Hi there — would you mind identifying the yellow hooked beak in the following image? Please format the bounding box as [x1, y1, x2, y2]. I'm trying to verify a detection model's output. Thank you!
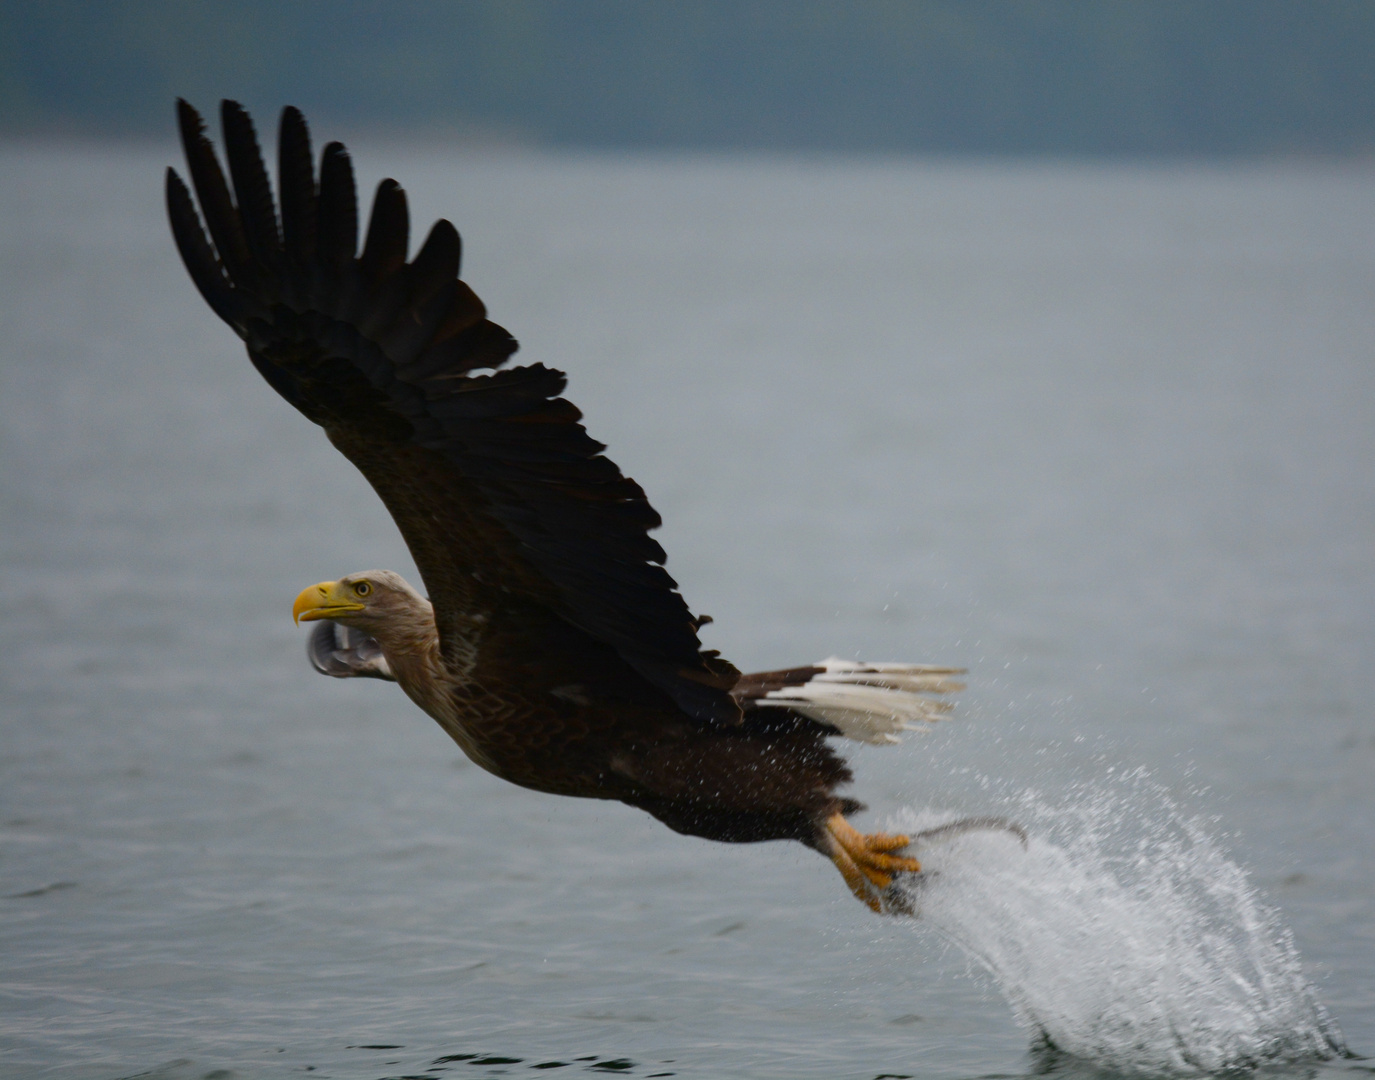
[292, 580, 366, 624]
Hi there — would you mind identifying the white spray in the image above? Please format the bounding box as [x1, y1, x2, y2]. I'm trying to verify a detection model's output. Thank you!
[886, 779, 1345, 1075]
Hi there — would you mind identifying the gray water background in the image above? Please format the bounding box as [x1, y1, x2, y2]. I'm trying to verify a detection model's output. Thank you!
[1, 143, 1372, 1079]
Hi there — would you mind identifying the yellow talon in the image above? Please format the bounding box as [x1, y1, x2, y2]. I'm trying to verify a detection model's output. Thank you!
[829, 841, 881, 913]
[823, 813, 920, 912]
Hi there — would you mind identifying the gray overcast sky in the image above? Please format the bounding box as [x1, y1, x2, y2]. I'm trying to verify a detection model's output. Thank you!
[3, 0, 1375, 155]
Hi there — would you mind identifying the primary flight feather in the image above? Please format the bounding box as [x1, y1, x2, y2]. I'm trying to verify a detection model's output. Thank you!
[167, 99, 970, 912]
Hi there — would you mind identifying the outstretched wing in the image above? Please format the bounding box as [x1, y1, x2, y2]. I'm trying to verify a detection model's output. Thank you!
[167, 100, 740, 725]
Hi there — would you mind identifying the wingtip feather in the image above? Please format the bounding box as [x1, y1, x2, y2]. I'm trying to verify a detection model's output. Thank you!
[317, 140, 359, 267]
[278, 104, 317, 265]
[220, 99, 282, 264]
[165, 165, 242, 326]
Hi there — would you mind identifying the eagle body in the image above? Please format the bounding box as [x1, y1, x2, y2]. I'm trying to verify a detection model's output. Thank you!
[302, 571, 860, 847]
[168, 99, 965, 911]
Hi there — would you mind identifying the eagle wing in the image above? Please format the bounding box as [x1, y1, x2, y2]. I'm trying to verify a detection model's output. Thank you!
[167, 100, 740, 726]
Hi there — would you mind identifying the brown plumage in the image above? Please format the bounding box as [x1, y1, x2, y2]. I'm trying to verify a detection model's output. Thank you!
[167, 100, 967, 912]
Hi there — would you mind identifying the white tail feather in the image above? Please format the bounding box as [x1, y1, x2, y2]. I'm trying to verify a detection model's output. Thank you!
[752, 657, 965, 744]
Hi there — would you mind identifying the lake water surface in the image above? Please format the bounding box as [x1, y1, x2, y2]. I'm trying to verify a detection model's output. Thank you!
[1, 144, 1372, 1080]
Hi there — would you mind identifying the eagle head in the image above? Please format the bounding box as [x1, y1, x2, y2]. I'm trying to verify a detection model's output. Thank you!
[291, 569, 426, 635]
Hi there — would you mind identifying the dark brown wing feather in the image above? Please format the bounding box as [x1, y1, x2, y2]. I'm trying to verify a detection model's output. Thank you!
[167, 99, 740, 726]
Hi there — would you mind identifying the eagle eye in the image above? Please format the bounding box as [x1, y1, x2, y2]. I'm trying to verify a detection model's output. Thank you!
[353, 581, 372, 598]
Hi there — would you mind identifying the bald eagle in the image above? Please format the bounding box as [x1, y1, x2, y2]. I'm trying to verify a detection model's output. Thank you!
[166, 100, 971, 913]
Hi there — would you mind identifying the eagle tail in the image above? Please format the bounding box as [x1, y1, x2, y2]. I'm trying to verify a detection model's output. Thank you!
[737, 657, 965, 744]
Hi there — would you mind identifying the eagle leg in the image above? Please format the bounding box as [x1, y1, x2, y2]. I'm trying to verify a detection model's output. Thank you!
[822, 813, 921, 912]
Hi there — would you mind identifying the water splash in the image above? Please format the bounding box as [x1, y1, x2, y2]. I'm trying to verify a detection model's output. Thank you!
[887, 780, 1346, 1075]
